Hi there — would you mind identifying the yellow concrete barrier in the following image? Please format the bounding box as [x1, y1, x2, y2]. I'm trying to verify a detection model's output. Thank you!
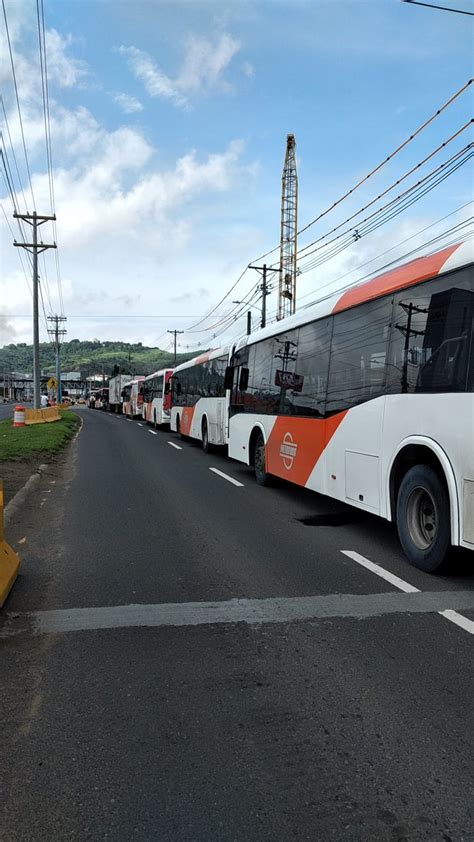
[42, 406, 60, 423]
[24, 408, 45, 425]
[24, 407, 61, 425]
[0, 480, 20, 608]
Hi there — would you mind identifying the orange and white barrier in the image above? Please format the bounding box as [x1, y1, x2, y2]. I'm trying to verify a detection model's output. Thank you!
[13, 406, 26, 427]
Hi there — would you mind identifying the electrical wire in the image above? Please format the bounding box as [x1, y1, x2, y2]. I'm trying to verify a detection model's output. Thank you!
[251, 78, 473, 265]
[296, 145, 472, 274]
[292, 124, 473, 266]
[0, 94, 29, 214]
[295, 202, 473, 306]
[2, 0, 36, 210]
[37, 0, 64, 317]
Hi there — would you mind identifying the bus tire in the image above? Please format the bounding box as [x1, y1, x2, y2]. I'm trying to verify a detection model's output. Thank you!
[202, 418, 211, 453]
[177, 415, 185, 440]
[396, 464, 450, 573]
[154, 410, 157, 429]
[254, 432, 271, 487]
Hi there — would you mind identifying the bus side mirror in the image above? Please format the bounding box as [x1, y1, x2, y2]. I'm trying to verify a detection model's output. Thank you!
[224, 366, 234, 391]
[239, 368, 249, 392]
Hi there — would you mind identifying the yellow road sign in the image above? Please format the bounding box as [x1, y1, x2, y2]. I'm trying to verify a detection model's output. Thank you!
[47, 376, 58, 390]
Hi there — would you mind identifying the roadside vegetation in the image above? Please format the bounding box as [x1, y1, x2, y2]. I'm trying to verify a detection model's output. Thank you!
[0, 410, 80, 461]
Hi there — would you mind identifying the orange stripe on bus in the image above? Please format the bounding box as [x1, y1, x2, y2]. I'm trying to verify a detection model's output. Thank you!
[180, 405, 196, 436]
[266, 412, 347, 487]
[332, 243, 461, 314]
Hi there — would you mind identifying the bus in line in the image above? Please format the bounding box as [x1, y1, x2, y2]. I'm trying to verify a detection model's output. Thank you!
[122, 377, 145, 418]
[142, 368, 174, 427]
[170, 348, 229, 451]
[223, 241, 473, 572]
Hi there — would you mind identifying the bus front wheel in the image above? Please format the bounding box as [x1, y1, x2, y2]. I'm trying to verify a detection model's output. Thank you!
[396, 464, 450, 573]
[176, 415, 185, 441]
[254, 432, 271, 487]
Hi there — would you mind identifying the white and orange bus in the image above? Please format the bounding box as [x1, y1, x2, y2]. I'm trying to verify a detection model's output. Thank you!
[122, 377, 145, 418]
[226, 242, 473, 572]
[142, 368, 173, 427]
[170, 348, 229, 451]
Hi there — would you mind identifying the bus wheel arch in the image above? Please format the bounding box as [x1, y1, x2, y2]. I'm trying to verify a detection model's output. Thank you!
[389, 441, 458, 571]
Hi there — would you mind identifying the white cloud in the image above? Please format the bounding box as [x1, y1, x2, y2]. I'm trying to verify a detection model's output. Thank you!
[1, 91, 253, 342]
[117, 46, 188, 108]
[118, 32, 241, 109]
[242, 61, 255, 78]
[113, 92, 144, 113]
[45, 29, 88, 89]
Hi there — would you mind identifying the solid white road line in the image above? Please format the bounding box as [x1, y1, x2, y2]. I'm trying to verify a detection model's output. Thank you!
[148, 430, 158, 436]
[138, 423, 143, 427]
[341, 550, 474, 635]
[438, 609, 474, 635]
[168, 441, 182, 450]
[209, 467, 244, 487]
[341, 550, 418, 593]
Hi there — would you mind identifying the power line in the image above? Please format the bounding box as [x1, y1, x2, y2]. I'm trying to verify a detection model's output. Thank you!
[2, 0, 36, 210]
[297, 144, 472, 274]
[402, 0, 474, 14]
[0, 94, 29, 214]
[293, 123, 473, 265]
[251, 78, 473, 265]
[37, 0, 64, 316]
[182, 80, 472, 336]
[295, 203, 473, 307]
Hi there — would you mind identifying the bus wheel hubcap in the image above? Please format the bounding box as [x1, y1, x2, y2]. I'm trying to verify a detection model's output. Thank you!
[407, 487, 437, 550]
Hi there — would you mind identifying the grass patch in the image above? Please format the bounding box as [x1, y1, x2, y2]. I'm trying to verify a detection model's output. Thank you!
[0, 410, 80, 461]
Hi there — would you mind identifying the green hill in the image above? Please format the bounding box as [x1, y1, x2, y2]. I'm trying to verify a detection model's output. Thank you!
[0, 339, 201, 377]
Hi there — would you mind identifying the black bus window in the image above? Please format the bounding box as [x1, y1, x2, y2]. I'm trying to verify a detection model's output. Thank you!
[388, 269, 473, 394]
[327, 297, 391, 414]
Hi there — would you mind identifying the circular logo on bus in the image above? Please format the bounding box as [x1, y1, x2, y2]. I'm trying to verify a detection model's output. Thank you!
[280, 431, 298, 471]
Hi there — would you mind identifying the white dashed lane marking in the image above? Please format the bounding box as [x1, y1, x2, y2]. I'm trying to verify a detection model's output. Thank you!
[168, 441, 182, 450]
[209, 467, 244, 487]
[341, 550, 474, 635]
[148, 430, 158, 436]
[138, 423, 143, 427]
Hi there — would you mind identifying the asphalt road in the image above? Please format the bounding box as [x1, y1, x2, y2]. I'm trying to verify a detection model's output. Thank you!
[1, 407, 473, 841]
[0, 401, 33, 421]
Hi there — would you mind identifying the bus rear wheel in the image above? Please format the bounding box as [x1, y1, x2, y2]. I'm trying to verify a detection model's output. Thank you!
[176, 415, 185, 441]
[254, 432, 271, 487]
[202, 419, 211, 453]
[396, 464, 450, 572]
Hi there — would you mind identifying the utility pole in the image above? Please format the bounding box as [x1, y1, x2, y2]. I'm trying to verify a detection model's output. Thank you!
[13, 211, 56, 409]
[47, 315, 67, 403]
[248, 263, 280, 329]
[167, 330, 184, 366]
[247, 311, 252, 336]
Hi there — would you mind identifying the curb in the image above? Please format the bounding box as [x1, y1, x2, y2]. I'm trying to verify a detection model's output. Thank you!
[4, 414, 83, 528]
[4, 464, 49, 528]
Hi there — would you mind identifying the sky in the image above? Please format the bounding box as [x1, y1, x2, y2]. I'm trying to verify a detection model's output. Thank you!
[1, 0, 473, 358]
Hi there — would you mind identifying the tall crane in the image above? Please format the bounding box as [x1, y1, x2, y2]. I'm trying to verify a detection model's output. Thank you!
[277, 133, 298, 321]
